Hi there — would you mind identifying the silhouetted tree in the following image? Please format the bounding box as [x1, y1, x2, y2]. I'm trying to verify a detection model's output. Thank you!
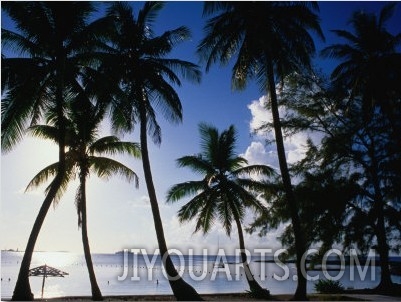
[197, 2, 324, 299]
[167, 123, 274, 298]
[27, 97, 140, 301]
[99, 2, 202, 300]
[2, 3, 107, 300]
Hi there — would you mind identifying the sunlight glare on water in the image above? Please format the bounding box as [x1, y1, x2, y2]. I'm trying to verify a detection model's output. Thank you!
[32, 251, 79, 268]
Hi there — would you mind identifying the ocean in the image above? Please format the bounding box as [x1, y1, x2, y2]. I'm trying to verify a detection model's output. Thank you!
[1, 251, 400, 299]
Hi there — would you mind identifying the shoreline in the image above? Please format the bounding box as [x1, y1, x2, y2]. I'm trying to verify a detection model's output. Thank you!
[4, 293, 349, 301]
[2, 292, 398, 302]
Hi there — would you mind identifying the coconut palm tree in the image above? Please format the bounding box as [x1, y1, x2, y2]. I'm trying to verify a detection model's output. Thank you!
[99, 2, 202, 300]
[321, 4, 401, 291]
[167, 123, 274, 298]
[321, 3, 401, 122]
[1, 3, 108, 300]
[25, 95, 140, 301]
[197, 2, 324, 299]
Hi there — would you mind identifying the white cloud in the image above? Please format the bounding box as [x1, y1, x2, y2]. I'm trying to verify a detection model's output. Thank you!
[242, 141, 279, 172]
[248, 96, 270, 135]
[128, 195, 169, 209]
[240, 94, 326, 252]
[165, 215, 211, 253]
[244, 94, 323, 169]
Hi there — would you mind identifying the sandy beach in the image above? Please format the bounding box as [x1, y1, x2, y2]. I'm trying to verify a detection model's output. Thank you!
[37, 292, 400, 301]
[42, 293, 344, 301]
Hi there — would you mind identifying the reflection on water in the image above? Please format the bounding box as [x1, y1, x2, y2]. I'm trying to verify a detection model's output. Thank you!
[33, 251, 80, 268]
[2, 251, 401, 299]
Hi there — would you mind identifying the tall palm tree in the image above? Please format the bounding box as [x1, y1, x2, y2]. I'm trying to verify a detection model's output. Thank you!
[99, 2, 202, 300]
[321, 4, 401, 291]
[1, 3, 107, 300]
[321, 3, 401, 123]
[197, 2, 324, 299]
[167, 123, 274, 298]
[25, 96, 141, 301]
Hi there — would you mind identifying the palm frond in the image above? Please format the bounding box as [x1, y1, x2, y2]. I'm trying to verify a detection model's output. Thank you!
[217, 196, 234, 236]
[25, 162, 60, 192]
[166, 180, 207, 203]
[25, 159, 76, 206]
[193, 192, 217, 234]
[176, 189, 213, 225]
[233, 164, 276, 178]
[156, 58, 201, 84]
[1, 29, 41, 57]
[89, 136, 141, 158]
[378, 3, 397, 28]
[146, 76, 183, 124]
[137, 1, 164, 32]
[89, 156, 139, 188]
[176, 155, 215, 175]
[27, 125, 59, 144]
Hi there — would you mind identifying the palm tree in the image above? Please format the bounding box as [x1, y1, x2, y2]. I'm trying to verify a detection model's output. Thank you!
[1, 3, 108, 300]
[197, 2, 324, 299]
[99, 2, 202, 300]
[321, 3, 401, 291]
[26, 96, 141, 301]
[321, 3, 401, 124]
[167, 123, 274, 297]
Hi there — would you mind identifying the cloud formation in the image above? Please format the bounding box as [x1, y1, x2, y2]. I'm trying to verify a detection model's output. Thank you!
[243, 95, 322, 168]
[240, 94, 324, 251]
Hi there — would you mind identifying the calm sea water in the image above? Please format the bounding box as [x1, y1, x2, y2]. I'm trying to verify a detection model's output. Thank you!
[2, 251, 400, 299]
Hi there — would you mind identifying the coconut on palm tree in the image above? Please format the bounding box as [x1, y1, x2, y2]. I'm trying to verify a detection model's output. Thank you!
[1, 3, 109, 300]
[26, 95, 141, 301]
[167, 123, 274, 298]
[197, 2, 324, 299]
[321, 3, 401, 291]
[98, 2, 202, 300]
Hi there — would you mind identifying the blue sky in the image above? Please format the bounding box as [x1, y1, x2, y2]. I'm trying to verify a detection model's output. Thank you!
[1, 1, 401, 254]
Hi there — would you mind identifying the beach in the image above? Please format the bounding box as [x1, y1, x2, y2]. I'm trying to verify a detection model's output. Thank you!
[24, 293, 401, 301]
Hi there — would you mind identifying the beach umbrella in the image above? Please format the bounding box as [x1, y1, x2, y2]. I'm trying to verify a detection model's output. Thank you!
[28, 264, 68, 299]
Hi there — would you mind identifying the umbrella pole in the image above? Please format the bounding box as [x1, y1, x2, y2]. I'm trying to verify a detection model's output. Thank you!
[28, 263, 68, 299]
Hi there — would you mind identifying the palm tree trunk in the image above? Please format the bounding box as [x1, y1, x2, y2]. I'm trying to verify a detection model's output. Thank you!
[375, 206, 393, 291]
[371, 171, 392, 290]
[369, 139, 393, 292]
[233, 214, 270, 298]
[11, 175, 64, 301]
[12, 83, 67, 301]
[266, 62, 307, 300]
[138, 101, 202, 301]
[79, 172, 103, 301]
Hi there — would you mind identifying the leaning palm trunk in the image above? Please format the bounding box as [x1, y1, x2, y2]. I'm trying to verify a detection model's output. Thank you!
[12, 100, 67, 301]
[139, 103, 202, 301]
[266, 63, 307, 300]
[79, 172, 103, 301]
[12, 174, 64, 301]
[233, 215, 270, 298]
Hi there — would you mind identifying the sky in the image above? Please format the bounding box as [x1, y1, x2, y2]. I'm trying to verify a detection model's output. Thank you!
[1, 1, 401, 255]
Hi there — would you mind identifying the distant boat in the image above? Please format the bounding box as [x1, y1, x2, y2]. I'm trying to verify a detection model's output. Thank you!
[115, 250, 139, 255]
